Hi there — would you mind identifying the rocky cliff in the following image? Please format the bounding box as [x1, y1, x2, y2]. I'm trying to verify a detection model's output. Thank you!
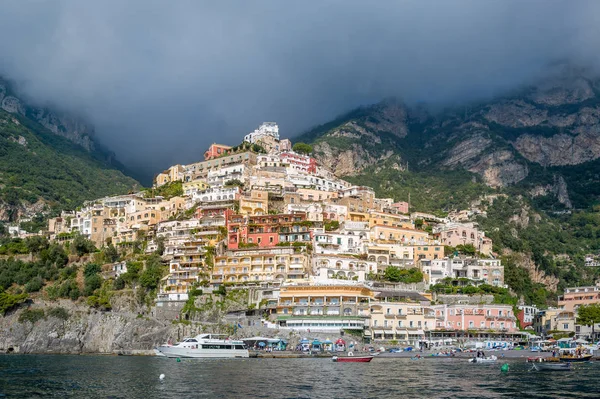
[297, 65, 600, 209]
[0, 78, 96, 152]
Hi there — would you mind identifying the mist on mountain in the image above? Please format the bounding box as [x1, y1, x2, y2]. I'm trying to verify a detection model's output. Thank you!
[0, 0, 599, 180]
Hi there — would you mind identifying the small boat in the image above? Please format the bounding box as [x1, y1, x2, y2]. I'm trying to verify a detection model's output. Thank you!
[332, 352, 373, 362]
[559, 354, 592, 363]
[468, 355, 498, 363]
[532, 362, 571, 371]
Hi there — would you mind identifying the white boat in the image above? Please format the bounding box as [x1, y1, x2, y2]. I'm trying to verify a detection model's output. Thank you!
[532, 362, 571, 371]
[468, 355, 498, 363]
[156, 334, 249, 358]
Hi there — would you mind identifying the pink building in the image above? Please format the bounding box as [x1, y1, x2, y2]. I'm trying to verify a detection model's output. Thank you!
[280, 151, 317, 174]
[391, 202, 409, 214]
[434, 304, 518, 332]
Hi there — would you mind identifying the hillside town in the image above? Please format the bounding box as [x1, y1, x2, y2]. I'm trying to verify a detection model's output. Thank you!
[39, 122, 598, 348]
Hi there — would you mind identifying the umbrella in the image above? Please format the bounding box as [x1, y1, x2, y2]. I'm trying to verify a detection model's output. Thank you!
[575, 338, 588, 344]
[258, 342, 266, 347]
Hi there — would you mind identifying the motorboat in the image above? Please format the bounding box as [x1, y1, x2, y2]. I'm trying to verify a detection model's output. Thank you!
[468, 355, 498, 363]
[332, 352, 374, 362]
[156, 334, 249, 358]
[532, 362, 571, 371]
[559, 354, 592, 362]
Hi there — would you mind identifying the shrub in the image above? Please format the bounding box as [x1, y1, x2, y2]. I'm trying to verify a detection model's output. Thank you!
[84, 263, 101, 278]
[18, 308, 45, 324]
[0, 292, 28, 315]
[47, 307, 69, 321]
[25, 276, 44, 293]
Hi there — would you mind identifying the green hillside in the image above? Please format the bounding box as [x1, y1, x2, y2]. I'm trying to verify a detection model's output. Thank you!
[0, 109, 139, 221]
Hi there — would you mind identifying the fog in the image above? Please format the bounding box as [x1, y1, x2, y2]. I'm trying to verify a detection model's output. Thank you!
[1, 0, 599, 181]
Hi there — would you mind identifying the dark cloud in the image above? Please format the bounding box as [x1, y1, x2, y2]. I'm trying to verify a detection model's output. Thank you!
[1, 0, 599, 180]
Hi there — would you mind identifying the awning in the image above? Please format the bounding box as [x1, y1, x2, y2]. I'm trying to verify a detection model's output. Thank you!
[363, 331, 372, 336]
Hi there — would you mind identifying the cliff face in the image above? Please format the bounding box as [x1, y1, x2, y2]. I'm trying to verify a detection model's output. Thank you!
[297, 66, 600, 208]
[0, 79, 96, 152]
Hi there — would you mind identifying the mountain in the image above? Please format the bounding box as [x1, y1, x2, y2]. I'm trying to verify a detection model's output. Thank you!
[296, 65, 600, 303]
[0, 78, 140, 223]
[298, 65, 600, 212]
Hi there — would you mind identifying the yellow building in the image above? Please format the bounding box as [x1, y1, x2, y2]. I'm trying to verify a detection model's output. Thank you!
[275, 284, 371, 331]
[368, 211, 412, 229]
[159, 243, 208, 302]
[212, 247, 309, 285]
[239, 190, 269, 215]
[371, 225, 430, 245]
[182, 179, 210, 195]
[369, 291, 434, 344]
[155, 165, 185, 187]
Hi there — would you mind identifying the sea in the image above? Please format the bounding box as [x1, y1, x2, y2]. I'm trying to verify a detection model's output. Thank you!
[1, 355, 599, 398]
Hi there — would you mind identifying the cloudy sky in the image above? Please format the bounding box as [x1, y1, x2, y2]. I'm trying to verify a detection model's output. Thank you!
[1, 0, 599, 181]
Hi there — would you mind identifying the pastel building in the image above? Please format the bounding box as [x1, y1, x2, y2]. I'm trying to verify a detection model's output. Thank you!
[434, 223, 493, 256]
[204, 143, 232, 160]
[212, 247, 309, 284]
[275, 284, 371, 332]
[434, 304, 518, 332]
[226, 211, 311, 250]
[312, 254, 377, 283]
[244, 122, 279, 144]
[369, 291, 434, 343]
[558, 284, 600, 312]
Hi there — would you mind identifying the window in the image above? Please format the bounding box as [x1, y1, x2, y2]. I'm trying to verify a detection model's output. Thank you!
[469, 321, 474, 328]
[409, 321, 413, 327]
[373, 320, 378, 327]
[398, 321, 403, 327]
[563, 323, 569, 330]
[384, 320, 388, 327]
[386, 308, 391, 315]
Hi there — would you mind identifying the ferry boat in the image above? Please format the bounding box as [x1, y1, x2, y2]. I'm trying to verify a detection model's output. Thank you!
[156, 334, 249, 358]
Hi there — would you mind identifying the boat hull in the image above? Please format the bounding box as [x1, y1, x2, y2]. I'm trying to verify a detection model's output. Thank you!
[533, 362, 571, 371]
[559, 355, 592, 363]
[156, 345, 249, 358]
[468, 356, 498, 363]
[332, 356, 373, 363]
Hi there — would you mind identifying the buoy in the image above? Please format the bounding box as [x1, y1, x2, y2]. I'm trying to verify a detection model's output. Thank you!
[501, 363, 509, 372]
[176, 358, 181, 362]
[159, 374, 165, 381]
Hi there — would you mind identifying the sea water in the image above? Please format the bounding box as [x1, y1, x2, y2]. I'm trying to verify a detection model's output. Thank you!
[1, 355, 599, 398]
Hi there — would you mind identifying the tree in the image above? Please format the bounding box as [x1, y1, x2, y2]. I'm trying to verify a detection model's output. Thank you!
[383, 266, 402, 282]
[224, 179, 244, 188]
[104, 244, 119, 263]
[577, 304, 600, 341]
[72, 234, 96, 256]
[414, 219, 424, 230]
[292, 142, 313, 155]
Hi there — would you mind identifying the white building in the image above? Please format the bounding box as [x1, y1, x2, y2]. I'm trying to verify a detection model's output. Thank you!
[312, 255, 377, 283]
[244, 122, 279, 144]
[192, 187, 240, 203]
[422, 257, 504, 287]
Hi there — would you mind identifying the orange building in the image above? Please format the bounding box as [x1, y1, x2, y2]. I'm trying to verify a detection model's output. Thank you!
[204, 143, 232, 160]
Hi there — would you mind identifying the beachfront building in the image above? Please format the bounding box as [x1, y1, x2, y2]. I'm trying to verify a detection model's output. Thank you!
[275, 284, 371, 332]
[368, 291, 434, 345]
[533, 308, 576, 337]
[433, 304, 518, 332]
[558, 283, 600, 312]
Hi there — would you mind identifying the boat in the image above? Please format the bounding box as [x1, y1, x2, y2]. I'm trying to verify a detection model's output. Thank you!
[558, 348, 593, 362]
[559, 354, 592, 362]
[332, 352, 374, 362]
[156, 334, 249, 358]
[468, 355, 498, 363]
[532, 362, 571, 371]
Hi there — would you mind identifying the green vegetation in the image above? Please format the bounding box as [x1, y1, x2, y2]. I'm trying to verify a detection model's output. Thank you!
[0, 291, 28, 315]
[224, 179, 244, 188]
[0, 109, 138, 220]
[576, 304, 600, 339]
[18, 308, 45, 324]
[47, 306, 69, 321]
[292, 142, 313, 155]
[382, 267, 424, 284]
[324, 220, 340, 231]
[143, 181, 183, 199]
